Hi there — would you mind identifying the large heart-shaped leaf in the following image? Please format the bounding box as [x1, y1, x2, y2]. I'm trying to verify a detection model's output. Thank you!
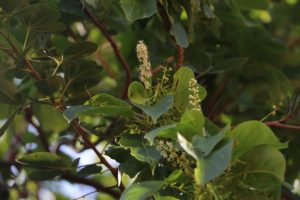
[228, 120, 287, 159]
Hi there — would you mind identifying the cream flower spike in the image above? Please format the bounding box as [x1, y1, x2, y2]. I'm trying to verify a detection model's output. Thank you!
[136, 40, 152, 89]
[188, 78, 201, 111]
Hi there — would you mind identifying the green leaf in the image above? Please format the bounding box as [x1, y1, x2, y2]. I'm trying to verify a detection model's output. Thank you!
[228, 120, 287, 160]
[17, 3, 66, 32]
[63, 60, 102, 92]
[63, 105, 134, 122]
[128, 81, 149, 105]
[88, 93, 130, 107]
[144, 124, 177, 145]
[179, 110, 205, 137]
[177, 133, 198, 159]
[0, 108, 20, 138]
[134, 95, 174, 123]
[195, 139, 233, 185]
[16, 152, 71, 170]
[119, 135, 161, 167]
[106, 146, 146, 178]
[120, 0, 157, 22]
[234, 145, 286, 191]
[172, 67, 206, 111]
[64, 41, 98, 59]
[77, 164, 102, 177]
[0, 79, 21, 105]
[120, 181, 164, 200]
[170, 23, 189, 48]
[192, 132, 224, 156]
[235, 0, 270, 10]
[33, 104, 68, 133]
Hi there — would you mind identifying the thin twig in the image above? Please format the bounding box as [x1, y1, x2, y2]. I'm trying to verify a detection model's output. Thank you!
[78, 0, 131, 99]
[265, 121, 300, 131]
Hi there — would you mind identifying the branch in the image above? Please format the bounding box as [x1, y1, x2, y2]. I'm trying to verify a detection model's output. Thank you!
[265, 121, 300, 131]
[0, 161, 120, 199]
[0, 30, 42, 80]
[78, 0, 131, 99]
[62, 174, 121, 199]
[70, 120, 125, 191]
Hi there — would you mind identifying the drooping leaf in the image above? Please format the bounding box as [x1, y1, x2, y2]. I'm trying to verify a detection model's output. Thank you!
[134, 95, 174, 123]
[170, 23, 189, 48]
[120, 0, 157, 22]
[120, 181, 164, 200]
[194, 139, 233, 185]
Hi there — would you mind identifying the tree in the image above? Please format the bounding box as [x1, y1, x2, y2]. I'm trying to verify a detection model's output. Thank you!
[0, 0, 300, 199]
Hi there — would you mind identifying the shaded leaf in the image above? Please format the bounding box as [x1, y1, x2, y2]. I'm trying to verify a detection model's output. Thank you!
[0, 79, 21, 105]
[64, 41, 98, 59]
[120, 0, 157, 22]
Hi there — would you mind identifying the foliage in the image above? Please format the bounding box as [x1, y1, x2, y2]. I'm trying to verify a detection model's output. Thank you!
[0, 0, 300, 200]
